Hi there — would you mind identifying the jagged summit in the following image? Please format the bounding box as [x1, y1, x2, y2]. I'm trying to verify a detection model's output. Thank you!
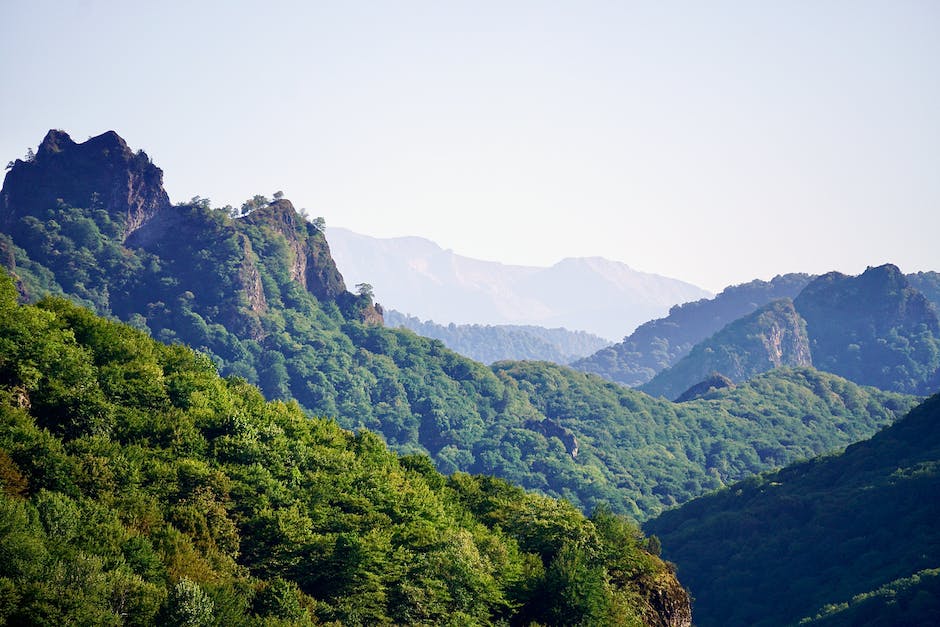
[1, 129, 169, 238]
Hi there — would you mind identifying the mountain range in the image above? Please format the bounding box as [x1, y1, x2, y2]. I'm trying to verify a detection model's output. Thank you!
[3, 128, 939, 624]
[637, 265, 940, 399]
[574, 268, 940, 397]
[326, 226, 711, 340]
[1, 129, 921, 521]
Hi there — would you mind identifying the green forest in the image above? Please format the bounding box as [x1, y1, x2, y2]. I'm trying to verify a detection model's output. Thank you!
[0, 272, 690, 625]
[645, 393, 940, 626]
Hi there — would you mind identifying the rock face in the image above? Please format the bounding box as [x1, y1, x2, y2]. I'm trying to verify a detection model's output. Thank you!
[644, 571, 693, 627]
[1, 130, 170, 239]
[244, 199, 347, 301]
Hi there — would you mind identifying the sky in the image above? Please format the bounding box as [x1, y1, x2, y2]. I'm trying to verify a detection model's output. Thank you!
[1, 1, 938, 292]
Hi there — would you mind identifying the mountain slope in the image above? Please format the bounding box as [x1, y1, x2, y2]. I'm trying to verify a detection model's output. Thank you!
[490, 363, 914, 518]
[639, 299, 812, 400]
[385, 310, 611, 364]
[646, 393, 940, 627]
[0, 272, 690, 626]
[327, 226, 711, 340]
[907, 270, 940, 313]
[572, 273, 814, 386]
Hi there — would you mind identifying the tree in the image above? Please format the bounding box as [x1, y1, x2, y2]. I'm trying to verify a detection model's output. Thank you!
[356, 283, 374, 299]
[165, 578, 214, 626]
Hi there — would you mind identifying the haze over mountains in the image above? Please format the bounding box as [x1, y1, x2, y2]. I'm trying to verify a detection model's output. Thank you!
[327, 226, 712, 340]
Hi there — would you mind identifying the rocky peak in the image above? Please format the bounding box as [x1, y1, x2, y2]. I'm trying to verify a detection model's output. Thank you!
[36, 129, 77, 156]
[243, 199, 348, 301]
[1, 129, 170, 238]
[796, 264, 938, 335]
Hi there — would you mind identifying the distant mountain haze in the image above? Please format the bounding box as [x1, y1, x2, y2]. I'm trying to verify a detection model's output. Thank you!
[384, 310, 611, 365]
[327, 227, 712, 341]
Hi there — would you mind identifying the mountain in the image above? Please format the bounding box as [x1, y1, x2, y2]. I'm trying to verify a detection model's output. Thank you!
[601, 266, 940, 398]
[639, 299, 812, 400]
[384, 310, 611, 364]
[572, 273, 814, 386]
[793, 265, 940, 394]
[645, 392, 940, 627]
[0, 273, 690, 626]
[0, 129, 918, 522]
[326, 226, 711, 340]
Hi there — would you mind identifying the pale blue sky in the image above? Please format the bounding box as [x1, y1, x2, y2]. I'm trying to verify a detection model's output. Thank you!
[2, 1, 938, 291]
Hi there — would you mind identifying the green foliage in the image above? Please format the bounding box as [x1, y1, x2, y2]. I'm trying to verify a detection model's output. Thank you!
[495, 361, 915, 518]
[907, 271, 940, 314]
[646, 393, 940, 627]
[0, 279, 685, 624]
[386, 310, 611, 365]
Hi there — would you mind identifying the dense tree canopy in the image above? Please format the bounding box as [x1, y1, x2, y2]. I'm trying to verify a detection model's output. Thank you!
[646, 393, 940, 627]
[0, 272, 689, 625]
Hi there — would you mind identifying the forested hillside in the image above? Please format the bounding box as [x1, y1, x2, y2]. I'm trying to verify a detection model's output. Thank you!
[572, 274, 813, 386]
[0, 130, 918, 522]
[646, 393, 940, 627]
[0, 273, 691, 625]
[493, 362, 915, 517]
[384, 310, 610, 364]
[793, 265, 940, 394]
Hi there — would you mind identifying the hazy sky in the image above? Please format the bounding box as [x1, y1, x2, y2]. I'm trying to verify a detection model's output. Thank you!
[2, 1, 938, 292]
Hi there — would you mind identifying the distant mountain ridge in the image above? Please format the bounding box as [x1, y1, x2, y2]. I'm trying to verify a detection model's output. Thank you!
[326, 227, 711, 340]
[572, 273, 814, 386]
[384, 310, 611, 364]
[639, 265, 940, 398]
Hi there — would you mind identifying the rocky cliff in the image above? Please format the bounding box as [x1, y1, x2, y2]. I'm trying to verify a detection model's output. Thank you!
[243, 199, 347, 301]
[1, 130, 169, 238]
